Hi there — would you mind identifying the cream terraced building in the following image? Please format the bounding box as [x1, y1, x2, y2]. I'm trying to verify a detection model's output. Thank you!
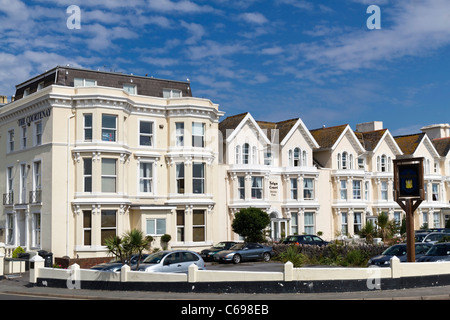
[0, 66, 449, 259]
[0, 66, 225, 258]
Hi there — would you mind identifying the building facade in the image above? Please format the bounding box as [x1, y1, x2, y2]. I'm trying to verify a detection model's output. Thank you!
[0, 66, 225, 258]
[0, 66, 449, 259]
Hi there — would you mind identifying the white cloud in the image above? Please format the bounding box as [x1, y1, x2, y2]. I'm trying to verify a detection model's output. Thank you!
[147, 0, 218, 14]
[298, 0, 450, 73]
[239, 12, 268, 25]
[180, 21, 206, 44]
[261, 46, 284, 55]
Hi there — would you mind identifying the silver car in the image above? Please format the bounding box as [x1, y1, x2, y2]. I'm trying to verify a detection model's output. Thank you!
[133, 250, 206, 273]
[418, 232, 450, 244]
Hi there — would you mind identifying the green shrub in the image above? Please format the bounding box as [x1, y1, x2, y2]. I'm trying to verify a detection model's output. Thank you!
[12, 246, 25, 258]
[278, 245, 307, 267]
[273, 243, 387, 267]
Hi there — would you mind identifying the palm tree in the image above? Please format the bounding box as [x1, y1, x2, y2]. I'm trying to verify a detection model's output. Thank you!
[104, 235, 126, 263]
[122, 229, 153, 269]
[376, 212, 389, 241]
[105, 229, 153, 269]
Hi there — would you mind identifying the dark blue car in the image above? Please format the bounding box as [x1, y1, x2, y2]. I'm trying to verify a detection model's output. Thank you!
[368, 243, 432, 266]
[417, 243, 450, 262]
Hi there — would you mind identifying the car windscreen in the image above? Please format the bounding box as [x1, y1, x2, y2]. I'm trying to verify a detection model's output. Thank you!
[382, 245, 406, 256]
[230, 243, 245, 250]
[213, 242, 228, 249]
[142, 251, 169, 264]
[415, 234, 427, 242]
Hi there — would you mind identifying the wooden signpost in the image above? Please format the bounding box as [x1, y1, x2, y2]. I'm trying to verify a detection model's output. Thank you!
[393, 157, 424, 262]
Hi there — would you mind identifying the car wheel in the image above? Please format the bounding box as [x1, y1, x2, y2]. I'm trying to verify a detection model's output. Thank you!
[263, 252, 271, 262]
[232, 254, 241, 264]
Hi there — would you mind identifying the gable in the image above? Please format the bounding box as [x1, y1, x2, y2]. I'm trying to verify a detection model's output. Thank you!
[332, 125, 365, 154]
[279, 118, 320, 150]
[222, 113, 271, 145]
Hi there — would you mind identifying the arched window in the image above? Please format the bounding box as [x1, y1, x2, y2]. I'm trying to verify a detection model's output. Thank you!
[380, 155, 386, 172]
[243, 143, 250, 164]
[293, 147, 300, 167]
[235, 145, 241, 164]
[302, 151, 307, 166]
[349, 154, 353, 169]
[342, 152, 348, 169]
[337, 153, 341, 169]
[289, 150, 293, 166]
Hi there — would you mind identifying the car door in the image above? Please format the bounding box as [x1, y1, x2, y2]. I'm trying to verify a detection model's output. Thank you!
[302, 235, 313, 245]
[179, 252, 201, 272]
[244, 243, 262, 260]
[162, 252, 184, 273]
[311, 236, 324, 245]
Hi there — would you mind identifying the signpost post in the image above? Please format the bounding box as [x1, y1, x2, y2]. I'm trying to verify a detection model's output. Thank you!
[393, 157, 424, 262]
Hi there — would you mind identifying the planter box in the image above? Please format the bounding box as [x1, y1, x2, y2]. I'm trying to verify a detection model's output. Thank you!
[4, 258, 26, 274]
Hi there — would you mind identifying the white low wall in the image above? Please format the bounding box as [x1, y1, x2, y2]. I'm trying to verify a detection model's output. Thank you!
[28, 256, 450, 287]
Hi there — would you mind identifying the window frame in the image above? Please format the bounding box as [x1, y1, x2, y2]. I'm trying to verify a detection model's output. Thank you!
[101, 210, 117, 246]
[139, 120, 154, 147]
[83, 158, 92, 193]
[193, 162, 205, 194]
[251, 176, 263, 199]
[192, 122, 205, 148]
[101, 114, 117, 142]
[35, 121, 42, 146]
[8, 129, 14, 152]
[84, 114, 93, 141]
[176, 163, 185, 194]
[146, 218, 166, 236]
[83, 210, 92, 246]
[304, 178, 314, 200]
[139, 161, 154, 194]
[175, 122, 184, 147]
[192, 210, 206, 242]
[101, 158, 117, 193]
[290, 178, 298, 200]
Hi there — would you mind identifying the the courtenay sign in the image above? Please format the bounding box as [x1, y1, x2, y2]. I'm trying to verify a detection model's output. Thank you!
[18, 108, 51, 126]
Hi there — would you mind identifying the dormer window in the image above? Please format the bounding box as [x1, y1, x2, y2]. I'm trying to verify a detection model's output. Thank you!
[75, 78, 97, 87]
[163, 89, 182, 98]
[123, 84, 137, 95]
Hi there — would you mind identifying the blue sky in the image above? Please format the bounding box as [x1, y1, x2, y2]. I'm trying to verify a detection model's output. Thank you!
[1, 0, 449, 135]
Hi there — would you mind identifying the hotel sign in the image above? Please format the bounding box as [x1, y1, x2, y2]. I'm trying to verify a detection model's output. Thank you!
[18, 108, 51, 127]
[393, 157, 424, 201]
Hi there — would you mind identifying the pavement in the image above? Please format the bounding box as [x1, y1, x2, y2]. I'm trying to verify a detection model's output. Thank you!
[1, 270, 450, 300]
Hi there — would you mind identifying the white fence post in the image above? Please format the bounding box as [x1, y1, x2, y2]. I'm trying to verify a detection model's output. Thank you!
[29, 255, 45, 284]
[284, 262, 293, 281]
[390, 256, 401, 278]
[188, 263, 198, 283]
[121, 264, 130, 282]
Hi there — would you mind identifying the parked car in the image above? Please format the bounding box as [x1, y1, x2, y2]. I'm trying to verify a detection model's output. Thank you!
[200, 241, 240, 261]
[416, 243, 450, 262]
[282, 235, 329, 246]
[90, 254, 150, 272]
[416, 232, 450, 244]
[367, 243, 432, 266]
[213, 242, 274, 264]
[133, 250, 206, 273]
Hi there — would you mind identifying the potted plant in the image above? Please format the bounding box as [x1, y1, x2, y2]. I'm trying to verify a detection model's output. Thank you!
[160, 234, 171, 250]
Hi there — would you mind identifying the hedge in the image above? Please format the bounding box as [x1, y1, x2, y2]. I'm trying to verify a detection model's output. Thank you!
[273, 242, 388, 267]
